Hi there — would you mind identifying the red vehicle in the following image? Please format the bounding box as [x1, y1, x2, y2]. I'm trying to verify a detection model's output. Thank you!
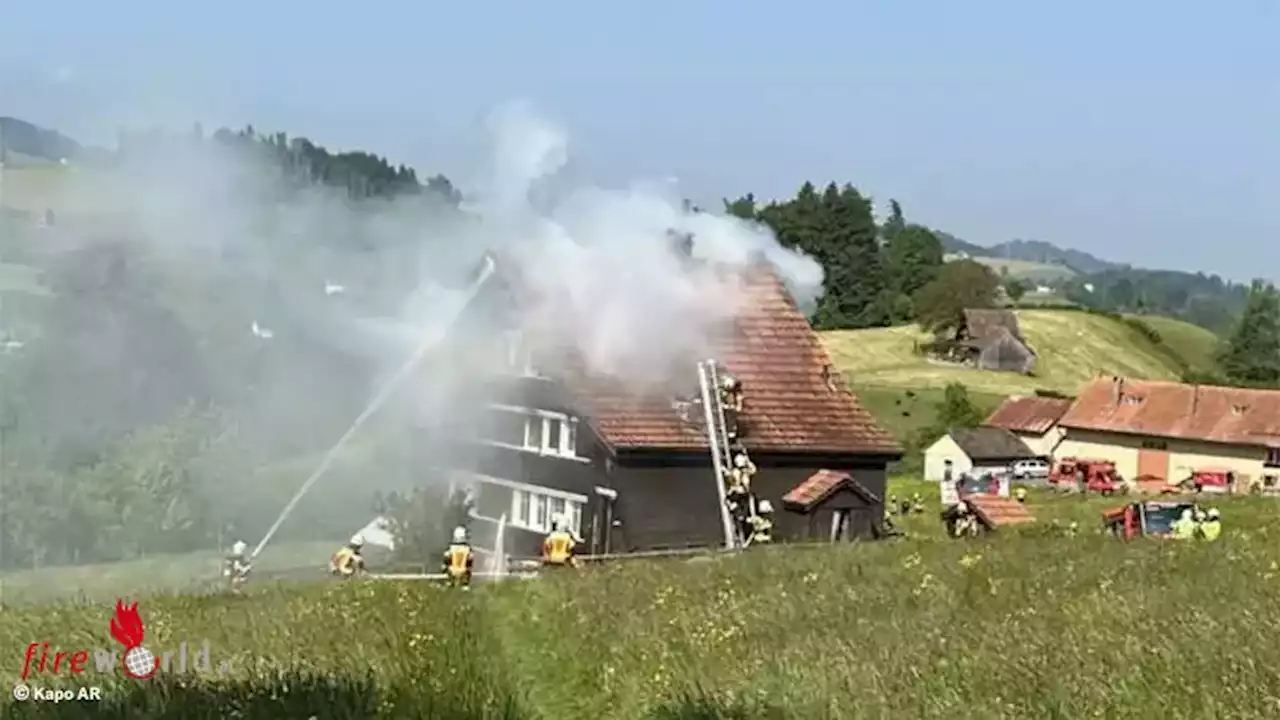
[1103, 501, 1197, 540]
[1164, 467, 1234, 495]
[1049, 457, 1126, 495]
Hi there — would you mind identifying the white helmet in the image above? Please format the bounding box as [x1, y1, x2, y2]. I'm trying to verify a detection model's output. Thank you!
[721, 374, 739, 390]
[1180, 510, 1193, 522]
[350, 533, 365, 547]
[231, 541, 247, 556]
[734, 453, 749, 469]
[757, 500, 773, 514]
[1208, 508, 1220, 520]
[452, 526, 467, 543]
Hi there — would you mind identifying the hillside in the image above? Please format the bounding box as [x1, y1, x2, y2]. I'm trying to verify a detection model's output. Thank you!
[2, 486, 1277, 718]
[0, 117, 81, 162]
[938, 234, 1118, 275]
[943, 253, 1078, 283]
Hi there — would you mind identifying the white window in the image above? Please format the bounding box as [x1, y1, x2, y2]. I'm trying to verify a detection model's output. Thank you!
[486, 406, 580, 459]
[510, 489, 584, 535]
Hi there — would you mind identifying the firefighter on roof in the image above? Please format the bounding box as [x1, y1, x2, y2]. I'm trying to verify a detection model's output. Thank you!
[542, 516, 578, 569]
[443, 526, 475, 589]
[718, 373, 744, 439]
[746, 499, 774, 546]
[223, 540, 251, 593]
[330, 534, 366, 578]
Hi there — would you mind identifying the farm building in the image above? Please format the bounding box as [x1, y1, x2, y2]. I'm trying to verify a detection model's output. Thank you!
[438, 250, 903, 560]
[924, 427, 1038, 482]
[983, 394, 1072, 458]
[954, 309, 1036, 374]
[1056, 377, 1280, 492]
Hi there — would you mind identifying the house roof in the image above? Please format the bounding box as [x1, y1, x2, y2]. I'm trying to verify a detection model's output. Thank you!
[967, 496, 1036, 528]
[948, 427, 1038, 461]
[963, 309, 1026, 345]
[505, 256, 901, 456]
[781, 469, 881, 512]
[1058, 377, 1280, 447]
[985, 395, 1072, 434]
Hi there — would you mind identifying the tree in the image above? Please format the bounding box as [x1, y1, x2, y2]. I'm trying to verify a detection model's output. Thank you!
[1004, 277, 1028, 303]
[723, 193, 758, 220]
[883, 224, 945, 321]
[913, 382, 984, 449]
[1217, 280, 1280, 387]
[810, 183, 888, 329]
[912, 259, 1000, 335]
[881, 199, 906, 240]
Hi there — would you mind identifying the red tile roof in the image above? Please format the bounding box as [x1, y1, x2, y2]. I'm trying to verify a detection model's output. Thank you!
[1059, 377, 1280, 447]
[967, 496, 1035, 527]
[542, 261, 901, 455]
[781, 469, 879, 511]
[985, 396, 1072, 434]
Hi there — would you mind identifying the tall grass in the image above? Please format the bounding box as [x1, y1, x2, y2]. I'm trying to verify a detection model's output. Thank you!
[5, 496, 1280, 719]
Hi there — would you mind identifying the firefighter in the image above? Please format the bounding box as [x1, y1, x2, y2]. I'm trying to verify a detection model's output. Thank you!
[1014, 486, 1028, 503]
[953, 502, 978, 538]
[1200, 508, 1222, 541]
[1066, 520, 1079, 537]
[330, 534, 366, 578]
[542, 517, 578, 569]
[223, 540, 251, 593]
[442, 526, 475, 589]
[911, 493, 925, 514]
[1170, 509, 1197, 540]
[747, 500, 774, 546]
[719, 374, 744, 439]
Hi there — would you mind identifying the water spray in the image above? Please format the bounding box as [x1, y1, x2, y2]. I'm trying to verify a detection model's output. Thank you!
[249, 253, 498, 560]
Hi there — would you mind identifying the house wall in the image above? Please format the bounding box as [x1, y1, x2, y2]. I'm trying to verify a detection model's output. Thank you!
[1016, 425, 1066, 459]
[924, 435, 971, 481]
[1056, 428, 1268, 484]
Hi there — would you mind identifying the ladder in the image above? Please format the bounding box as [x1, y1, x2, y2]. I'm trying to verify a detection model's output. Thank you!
[696, 359, 747, 549]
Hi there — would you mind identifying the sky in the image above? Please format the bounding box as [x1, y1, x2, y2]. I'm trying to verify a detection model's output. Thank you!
[1, 1, 1276, 281]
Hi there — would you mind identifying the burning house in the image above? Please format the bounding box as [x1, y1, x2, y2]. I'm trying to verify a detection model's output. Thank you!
[430, 248, 902, 560]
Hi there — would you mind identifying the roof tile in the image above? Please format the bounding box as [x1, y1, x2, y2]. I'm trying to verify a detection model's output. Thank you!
[782, 470, 879, 511]
[1059, 377, 1280, 447]
[985, 396, 1072, 434]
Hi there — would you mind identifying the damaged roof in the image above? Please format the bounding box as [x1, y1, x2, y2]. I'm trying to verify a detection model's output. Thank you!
[1059, 377, 1280, 447]
[948, 427, 1038, 461]
[490, 254, 901, 456]
[962, 309, 1027, 345]
[985, 395, 1072, 434]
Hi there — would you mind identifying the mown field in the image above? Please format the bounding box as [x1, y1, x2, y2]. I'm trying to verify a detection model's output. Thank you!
[1128, 313, 1221, 378]
[3, 483, 1278, 719]
[822, 309, 1195, 397]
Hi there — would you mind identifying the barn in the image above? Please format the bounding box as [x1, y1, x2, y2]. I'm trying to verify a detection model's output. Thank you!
[954, 309, 1036, 374]
[436, 250, 903, 559]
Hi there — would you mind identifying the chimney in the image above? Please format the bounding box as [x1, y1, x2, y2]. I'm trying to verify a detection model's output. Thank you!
[1113, 377, 1125, 405]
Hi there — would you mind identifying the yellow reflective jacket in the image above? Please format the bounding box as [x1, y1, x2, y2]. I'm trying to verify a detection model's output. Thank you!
[1200, 520, 1222, 541]
[542, 531, 575, 565]
[331, 547, 362, 575]
[443, 543, 474, 576]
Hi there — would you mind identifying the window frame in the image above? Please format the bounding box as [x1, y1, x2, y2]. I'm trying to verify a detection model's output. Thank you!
[510, 489, 585, 535]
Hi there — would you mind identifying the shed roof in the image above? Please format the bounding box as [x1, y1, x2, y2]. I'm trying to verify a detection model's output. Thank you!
[497, 254, 901, 456]
[781, 469, 880, 513]
[985, 395, 1072, 434]
[1058, 377, 1280, 447]
[947, 427, 1038, 461]
[968, 496, 1036, 528]
[963, 308, 1026, 345]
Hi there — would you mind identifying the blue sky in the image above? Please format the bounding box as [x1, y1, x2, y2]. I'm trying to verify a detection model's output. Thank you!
[2, 1, 1276, 280]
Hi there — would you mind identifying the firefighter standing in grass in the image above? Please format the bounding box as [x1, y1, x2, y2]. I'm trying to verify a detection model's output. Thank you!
[1014, 486, 1028, 503]
[443, 526, 475, 589]
[542, 517, 578, 569]
[223, 540, 251, 593]
[1170, 509, 1197, 540]
[1200, 508, 1222, 541]
[330, 534, 366, 578]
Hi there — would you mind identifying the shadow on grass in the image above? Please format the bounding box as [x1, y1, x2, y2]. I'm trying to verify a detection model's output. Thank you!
[2, 670, 527, 720]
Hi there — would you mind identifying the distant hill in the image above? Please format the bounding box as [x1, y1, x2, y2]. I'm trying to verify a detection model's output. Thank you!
[938, 234, 1119, 275]
[0, 117, 81, 163]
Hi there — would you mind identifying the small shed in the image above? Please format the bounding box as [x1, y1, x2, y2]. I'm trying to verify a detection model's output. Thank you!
[782, 470, 884, 541]
[924, 427, 1038, 482]
[957, 309, 1036, 374]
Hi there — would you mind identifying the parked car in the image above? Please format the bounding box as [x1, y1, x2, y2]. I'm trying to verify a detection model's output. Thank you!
[1012, 459, 1050, 480]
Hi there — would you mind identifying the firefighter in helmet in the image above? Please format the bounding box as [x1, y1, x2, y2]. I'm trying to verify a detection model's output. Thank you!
[443, 526, 475, 589]
[542, 515, 578, 569]
[330, 534, 367, 578]
[747, 499, 774, 546]
[719, 373, 744, 439]
[223, 540, 251, 593]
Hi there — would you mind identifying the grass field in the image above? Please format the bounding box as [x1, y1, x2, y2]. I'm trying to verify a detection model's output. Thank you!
[848, 384, 1005, 444]
[3, 482, 1277, 718]
[1128, 313, 1221, 377]
[822, 309, 1187, 398]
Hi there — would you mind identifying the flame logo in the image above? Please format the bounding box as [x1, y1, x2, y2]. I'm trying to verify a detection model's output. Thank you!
[109, 600, 160, 680]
